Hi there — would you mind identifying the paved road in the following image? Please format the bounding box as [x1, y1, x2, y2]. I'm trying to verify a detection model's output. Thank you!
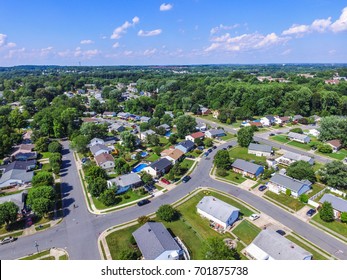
[1, 140, 346, 260]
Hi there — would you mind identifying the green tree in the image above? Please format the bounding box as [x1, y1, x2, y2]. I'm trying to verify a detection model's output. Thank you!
[137, 215, 151, 225]
[319, 201, 334, 222]
[31, 172, 54, 187]
[70, 135, 89, 153]
[341, 212, 347, 223]
[118, 248, 140, 260]
[35, 137, 49, 152]
[156, 204, 179, 222]
[0, 202, 19, 227]
[286, 161, 316, 183]
[120, 131, 137, 151]
[114, 158, 131, 175]
[175, 115, 197, 138]
[169, 134, 178, 144]
[88, 177, 107, 197]
[85, 166, 107, 183]
[27, 186, 55, 217]
[48, 141, 63, 153]
[147, 134, 160, 146]
[237, 127, 254, 147]
[317, 144, 333, 154]
[141, 173, 153, 184]
[204, 138, 213, 147]
[201, 237, 240, 260]
[214, 150, 231, 169]
[299, 194, 308, 203]
[286, 189, 292, 196]
[318, 161, 347, 190]
[99, 189, 118, 206]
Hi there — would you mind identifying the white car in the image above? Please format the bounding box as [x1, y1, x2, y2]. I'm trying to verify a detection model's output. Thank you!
[249, 214, 260, 221]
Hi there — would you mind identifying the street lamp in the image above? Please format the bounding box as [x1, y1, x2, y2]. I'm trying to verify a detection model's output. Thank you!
[34, 241, 39, 253]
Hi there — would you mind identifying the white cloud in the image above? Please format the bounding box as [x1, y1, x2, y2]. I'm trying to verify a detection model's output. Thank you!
[282, 24, 310, 36]
[80, 39, 94, 45]
[331, 7, 347, 32]
[160, 3, 173, 11]
[0, 34, 7, 47]
[254, 33, 288, 48]
[6, 42, 16, 48]
[74, 47, 100, 59]
[281, 49, 292, 56]
[210, 24, 240, 34]
[5, 47, 25, 59]
[123, 50, 134, 56]
[143, 48, 157, 56]
[311, 17, 332, 32]
[112, 42, 120, 48]
[138, 29, 162, 37]
[111, 16, 140, 39]
[40, 46, 54, 57]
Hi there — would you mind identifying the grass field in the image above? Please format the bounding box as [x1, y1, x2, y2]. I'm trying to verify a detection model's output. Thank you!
[287, 140, 312, 150]
[265, 191, 305, 211]
[271, 135, 289, 143]
[221, 133, 234, 141]
[308, 183, 325, 198]
[317, 149, 347, 160]
[232, 220, 261, 245]
[180, 159, 195, 171]
[229, 147, 267, 165]
[218, 170, 247, 184]
[146, 153, 160, 162]
[20, 250, 51, 260]
[312, 214, 347, 238]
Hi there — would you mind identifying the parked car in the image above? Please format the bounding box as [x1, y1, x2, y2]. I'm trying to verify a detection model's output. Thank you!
[258, 185, 267, 192]
[212, 145, 217, 150]
[222, 147, 227, 150]
[203, 152, 209, 157]
[208, 148, 213, 153]
[306, 209, 316, 217]
[182, 175, 191, 183]
[249, 214, 260, 221]
[0, 236, 17, 245]
[227, 145, 233, 149]
[160, 178, 170, 185]
[137, 199, 150, 206]
[269, 133, 275, 136]
[276, 229, 286, 236]
[197, 146, 205, 151]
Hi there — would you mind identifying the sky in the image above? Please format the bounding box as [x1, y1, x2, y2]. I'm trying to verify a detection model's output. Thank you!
[0, 0, 347, 66]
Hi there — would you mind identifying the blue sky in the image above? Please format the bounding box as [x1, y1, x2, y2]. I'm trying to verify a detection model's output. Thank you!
[0, 0, 346, 66]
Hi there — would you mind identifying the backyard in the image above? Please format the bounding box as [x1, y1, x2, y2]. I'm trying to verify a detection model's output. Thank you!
[217, 170, 247, 184]
[232, 220, 261, 245]
[317, 149, 347, 160]
[229, 147, 267, 165]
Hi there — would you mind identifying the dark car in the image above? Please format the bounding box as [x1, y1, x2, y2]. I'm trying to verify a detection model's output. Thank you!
[306, 209, 316, 217]
[208, 148, 213, 153]
[276, 230, 286, 236]
[258, 185, 267, 192]
[227, 145, 233, 149]
[137, 199, 150, 206]
[269, 133, 275, 136]
[203, 152, 209, 157]
[222, 147, 227, 150]
[212, 145, 217, 150]
[182, 175, 191, 183]
[197, 146, 205, 151]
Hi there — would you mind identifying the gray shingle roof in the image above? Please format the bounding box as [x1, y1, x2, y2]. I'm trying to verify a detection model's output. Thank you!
[207, 129, 225, 136]
[197, 196, 239, 223]
[248, 143, 272, 153]
[270, 173, 311, 192]
[133, 222, 181, 260]
[232, 159, 263, 175]
[176, 140, 195, 149]
[288, 132, 310, 141]
[108, 173, 142, 188]
[0, 191, 26, 210]
[319, 194, 347, 213]
[282, 151, 313, 163]
[90, 144, 111, 155]
[149, 158, 172, 171]
[251, 230, 312, 260]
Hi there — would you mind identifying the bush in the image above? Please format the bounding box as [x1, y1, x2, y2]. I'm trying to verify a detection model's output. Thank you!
[317, 144, 333, 154]
[137, 215, 151, 225]
[48, 141, 63, 153]
[216, 168, 227, 177]
[285, 189, 292, 196]
[319, 201, 334, 222]
[156, 204, 179, 222]
[341, 212, 347, 223]
[299, 194, 308, 203]
[123, 194, 130, 199]
[119, 248, 140, 260]
[99, 189, 118, 206]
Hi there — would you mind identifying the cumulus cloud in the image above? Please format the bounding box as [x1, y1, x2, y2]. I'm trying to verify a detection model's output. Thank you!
[160, 3, 173, 11]
[111, 16, 140, 39]
[5, 47, 25, 59]
[112, 42, 120, 48]
[311, 17, 332, 32]
[143, 48, 157, 56]
[0, 34, 7, 47]
[331, 7, 347, 32]
[210, 24, 240, 34]
[138, 29, 162, 37]
[80, 39, 94, 45]
[74, 47, 100, 58]
[282, 24, 310, 36]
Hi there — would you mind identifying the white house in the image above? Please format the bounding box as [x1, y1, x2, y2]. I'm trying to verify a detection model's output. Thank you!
[143, 158, 172, 177]
[248, 143, 272, 157]
[288, 132, 310, 143]
[308, 129, 320, 137]
[260, 115, 275, 127]
[275, 151, 314, 166]
[205, 129, 226, 138]
[90, 144, 112, 157]
[196, 196, 239, 229]
[245, 230, 312, 260]
[140, 129, 156, 141]
[94, 153, 115, 172]
[185, 131, 205, 142]
[89, 138, 105, 147]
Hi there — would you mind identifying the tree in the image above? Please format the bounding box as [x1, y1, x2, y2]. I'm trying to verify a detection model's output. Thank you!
[318, 161, 347, 190]
[35, 137, 49, 152]
[147, 134, 160, 146]
[120, 131, 137, 151]
[204, 138, 213, 147]
[262, 168, 275, 180]
[137, 215, 151, 225]
[317, 144, 333, 154]
[48, 141, 63, 153]
[319, 201, 334, 222]
[286, 189, 292, 196]
[0, 202, 19, 227]
[214, 150, 231, 169]
[194, 137, 203, 146]
[27, 186, 55, 217]
[289, 127, 303, 134]
[31, 171, 54, 187]
[341, 212, 347, 223]
[237, 127, 254, 147]
[201, 237, 240, 260]
[216, 168, 227, 177]
[156, 204, 179, 222]
[80, 122, 108, 141]
[175, 115, 197, 138]
[169, 134, 178, 144]
[70, 135, 89, 154]
[299, 194, 308, 203]
[85, 166, 107, 183]
[286, 161, 316, 183]
[99, 189, 118, 206]
[141, 173, 153, 184]
[88, 177, 107, 197]
[118, 248, 140, 260]
[114, 158, 131, 175]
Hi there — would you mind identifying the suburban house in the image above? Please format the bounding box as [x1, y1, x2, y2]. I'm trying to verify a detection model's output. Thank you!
[326, 139, 342, 153]
[231, 159, 264, 178]
[185, 131, 205, 142]
[144, 158, 172, 177]
[161, 149, 184, 164]
[107, 173, 143, 194]
[158, 124, 170, 132]
[275, 151, 314, 166]
[11, 144, 37, 161]
[103, 111, 117, 118]
[195, 122, 207, 131]
[117, 112, 130, 120]
[248, 143, 272, 157]
[89, 138, 105, 147]
[94, 153, 115, 172]
[0, 191, 27, 213]
[140, 129, 156, 141]
[292, 115, 304, 122]
[274, 116, 290, 125]
[250, 121, 263, 128]
[164, 111, 174, 118]
[260, 115, 276, 127]
[0, 160, 36, 189]
[108, 123, 125, 133]
[205, 129, 226, 139]
[245, 230, 312, 260]
[140, 116, 151, 123]
[196, 196, 240, 229]
[200, 107, 211, 115]
[319, 194, 347, 219]
[90, 144, 112, 157]
[287, 132, 310, 143]
[267, 173, 312, 198]
[175, 140, 195, 154]
[308, 129, 320, 137]
[132, 222, 183, 260]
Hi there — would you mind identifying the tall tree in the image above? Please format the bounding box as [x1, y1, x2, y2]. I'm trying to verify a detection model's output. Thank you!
[319, 201, 334, 222]
[175, 115, 197, 138]
[237, 127, 254, 147]
[214, 150, 231, 169]
[201, 237, 240, 260]
[286, 161, 316, 183]
[0, 202, 19, 227]
[318, 161, 347, 190]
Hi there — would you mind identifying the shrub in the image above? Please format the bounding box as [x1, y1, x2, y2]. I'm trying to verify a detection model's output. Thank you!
[341, 212, 347, 223]
[319, 201, 334, 222]
[137, 215, 151, 225]
[216, 168, 227, 177]
[317, 144, 333, 154]
[299, 194, 308, 203]
[285, 189, 292, 196]
[156, 204, 179, 222]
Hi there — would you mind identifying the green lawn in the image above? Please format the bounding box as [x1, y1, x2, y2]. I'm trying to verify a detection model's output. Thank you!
[232, 220, 261, 245]
[308, 183, 325, 198]
[271, 135, 289, 143]
[221, 133, 234, 141]
[285, 235, 328, 260]
[41, 163, 52, 172]
[265, 191, 305, 211]
[180, 159, 195, 171]
[146, 153, 160, 162]
[159, 137, 169, 145]
[20, 250, 51, 260]
[312, 214, 347, 238]
[229, 147, 267, 165]
[186, 150, 202, 158]
[312, 162, 323, 172]
[287, 140, 312, 151]
[0, 190, 23, 197]
[40, 152, 52, 159]
[218, 170, 247, 184]
[317, 149, 347, 160]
